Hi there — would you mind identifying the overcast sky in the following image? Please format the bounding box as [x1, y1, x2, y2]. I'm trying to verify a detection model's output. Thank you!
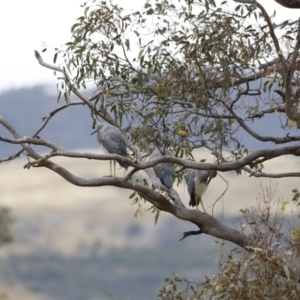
[0, 0, 298, 93]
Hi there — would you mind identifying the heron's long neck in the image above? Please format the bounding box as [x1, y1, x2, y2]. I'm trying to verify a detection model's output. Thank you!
[195, 182, 208, 197]
[96, 132, 103, 147]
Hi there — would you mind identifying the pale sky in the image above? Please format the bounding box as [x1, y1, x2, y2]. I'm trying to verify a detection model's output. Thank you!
[0, 0, 298, 92]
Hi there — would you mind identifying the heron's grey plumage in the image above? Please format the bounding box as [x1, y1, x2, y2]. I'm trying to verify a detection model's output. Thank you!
[91, 124, 128, 176]
[186, 169, 217, 211]
[150, 148, 174, 188]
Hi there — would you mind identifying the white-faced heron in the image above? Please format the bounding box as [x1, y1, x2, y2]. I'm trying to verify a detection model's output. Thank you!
[150, 148, 174, 188]
[91, 123, 128, 177]
[186, 169, 217, 212]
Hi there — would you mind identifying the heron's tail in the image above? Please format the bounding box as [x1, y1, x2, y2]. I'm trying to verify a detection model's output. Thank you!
[189, 190, 200, 207]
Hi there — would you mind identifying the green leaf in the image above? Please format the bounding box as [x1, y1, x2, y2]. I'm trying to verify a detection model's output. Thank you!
[146, 8, 154, 15]
[154, 209, 160, 225]
[125, 39, 130, 51]
[53, 52, 58, 64]
[129, 192, 136, 199]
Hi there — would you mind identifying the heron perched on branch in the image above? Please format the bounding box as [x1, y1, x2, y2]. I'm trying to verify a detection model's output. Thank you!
[91, 123, 128, 177]
[150, 148, 174, 188]
[186, 169, 217, 212]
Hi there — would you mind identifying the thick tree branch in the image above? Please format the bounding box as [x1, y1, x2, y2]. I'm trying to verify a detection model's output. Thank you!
[284, 21, 300, 126]
[1, 131, 300, 173]
[257, 2, 285, 69]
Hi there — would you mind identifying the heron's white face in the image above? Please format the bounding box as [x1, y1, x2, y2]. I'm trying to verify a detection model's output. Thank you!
[96, 124, 105, 133]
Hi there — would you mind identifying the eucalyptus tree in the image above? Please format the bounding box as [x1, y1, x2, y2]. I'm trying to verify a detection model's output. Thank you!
[1, 0, 300, 284]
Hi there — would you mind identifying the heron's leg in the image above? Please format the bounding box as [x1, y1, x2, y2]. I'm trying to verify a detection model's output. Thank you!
[109, 160, 112, 177]
[157, 183, 164, 196]
[195, 198, 199, 212]
[193, 197, 204, 212]
[113, 160, 116, 178]
[199, 197, 206, 213]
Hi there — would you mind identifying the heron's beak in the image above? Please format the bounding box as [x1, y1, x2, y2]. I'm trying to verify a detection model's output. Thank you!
[207, 173, 214, 185]
[90, 128, 99, 135]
